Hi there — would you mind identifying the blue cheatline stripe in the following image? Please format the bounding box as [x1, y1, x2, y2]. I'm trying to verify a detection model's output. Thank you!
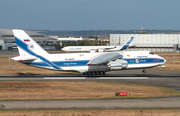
[123, 58, 164, 64]
[15, 37, 61, 70]
[30, 60, 90, 67]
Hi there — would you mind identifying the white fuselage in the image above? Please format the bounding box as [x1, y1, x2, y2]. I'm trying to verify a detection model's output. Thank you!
[20, 51, 165, 73]
[61, 46, 119, 52]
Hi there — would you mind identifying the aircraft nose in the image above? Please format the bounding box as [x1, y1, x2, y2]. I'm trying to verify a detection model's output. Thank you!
[156, 54, 166, 65]
[160, 56, 166, 65]
[163, 58, 166, 64]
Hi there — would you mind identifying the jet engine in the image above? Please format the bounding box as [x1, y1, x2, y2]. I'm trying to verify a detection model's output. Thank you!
[108, 59, 128, 70]
[90, 49, 105, 53]
[97, 49, 105, 52]
[89, 49, 96, 53]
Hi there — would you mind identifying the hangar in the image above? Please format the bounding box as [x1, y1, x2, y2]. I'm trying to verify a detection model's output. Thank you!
[110, 34, 180, 52]
[0, 29, 52, 50]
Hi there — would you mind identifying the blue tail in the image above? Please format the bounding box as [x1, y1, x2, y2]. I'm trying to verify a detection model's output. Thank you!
[120, 37, 134, 50]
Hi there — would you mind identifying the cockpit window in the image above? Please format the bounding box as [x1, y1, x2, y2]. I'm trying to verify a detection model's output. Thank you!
[149, 52, 154, 55]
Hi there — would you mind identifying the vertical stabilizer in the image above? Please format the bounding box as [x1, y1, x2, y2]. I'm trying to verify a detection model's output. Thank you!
[13, 29, 48, 56]
[119, 37, 134, 50]
[12, 29, 61, 70]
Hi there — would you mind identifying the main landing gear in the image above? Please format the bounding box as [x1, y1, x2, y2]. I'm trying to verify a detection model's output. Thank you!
[142, 69, 147, 73]
[83, 71, 105, 76]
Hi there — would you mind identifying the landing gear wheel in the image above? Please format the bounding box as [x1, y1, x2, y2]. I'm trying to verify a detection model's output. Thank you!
[90, 71, 93, 76]
[97, 71, 101, 75]
[101, 71, 105, 75]
[93, 71, 97, 75]
[87, 72, 90, 76]
[142, 69, 147, 73]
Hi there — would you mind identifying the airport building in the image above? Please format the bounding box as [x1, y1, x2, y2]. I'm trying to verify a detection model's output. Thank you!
[0, 29, 53, 50]
[110, 34, 180, 52]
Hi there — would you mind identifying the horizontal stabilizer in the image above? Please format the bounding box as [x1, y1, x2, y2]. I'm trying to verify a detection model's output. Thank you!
[11, 56, 37, 61]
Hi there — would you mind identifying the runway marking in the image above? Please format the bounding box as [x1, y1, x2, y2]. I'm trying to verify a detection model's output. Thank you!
[38, 75, 135, 77]
[43, 77, 149, 79]
[105, 75, 135, 76]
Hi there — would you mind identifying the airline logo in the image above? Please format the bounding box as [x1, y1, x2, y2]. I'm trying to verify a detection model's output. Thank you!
[28, 44, 34, 50]
[136, 59, 139, 63]
[24, 39, 30, 42]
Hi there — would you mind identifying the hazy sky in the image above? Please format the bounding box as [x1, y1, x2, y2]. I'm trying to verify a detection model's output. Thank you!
[0, 0, 179, 30]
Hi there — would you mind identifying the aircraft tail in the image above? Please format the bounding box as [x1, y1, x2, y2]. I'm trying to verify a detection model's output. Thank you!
[12, 29, 61, 70]
[12, 29, 48, 56]
[119, 37, 134, 50]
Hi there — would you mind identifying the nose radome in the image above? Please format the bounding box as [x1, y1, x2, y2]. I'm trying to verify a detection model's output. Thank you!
[160, 56, 166, 65]
[163, 58, 166, 64]
[157, 55, 166, 65]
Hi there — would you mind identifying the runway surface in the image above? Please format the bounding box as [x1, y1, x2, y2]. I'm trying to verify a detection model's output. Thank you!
[0, 69, 180, 109]
[1, 69, 180, 91]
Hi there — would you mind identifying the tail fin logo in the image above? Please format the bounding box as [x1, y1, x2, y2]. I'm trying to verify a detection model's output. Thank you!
[28, 44, 34, 50]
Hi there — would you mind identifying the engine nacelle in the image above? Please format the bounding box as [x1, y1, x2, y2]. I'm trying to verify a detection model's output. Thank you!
[90, 49, 105, 52]
[97, 49, 105, 52]
[108, 59, 128, 70]
[89, 49, 96, 53]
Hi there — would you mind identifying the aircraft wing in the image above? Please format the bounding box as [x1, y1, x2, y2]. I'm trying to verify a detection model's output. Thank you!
[87, 53, 122, 65]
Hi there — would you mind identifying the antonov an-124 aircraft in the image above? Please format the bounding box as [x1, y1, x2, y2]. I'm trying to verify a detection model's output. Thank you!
[61, 37, 134, 52]
[11, 29, 166, 76]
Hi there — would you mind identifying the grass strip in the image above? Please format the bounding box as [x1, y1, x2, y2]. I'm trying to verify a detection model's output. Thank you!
[0, 81, 179, 101]
[0, 109, 180, 116]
